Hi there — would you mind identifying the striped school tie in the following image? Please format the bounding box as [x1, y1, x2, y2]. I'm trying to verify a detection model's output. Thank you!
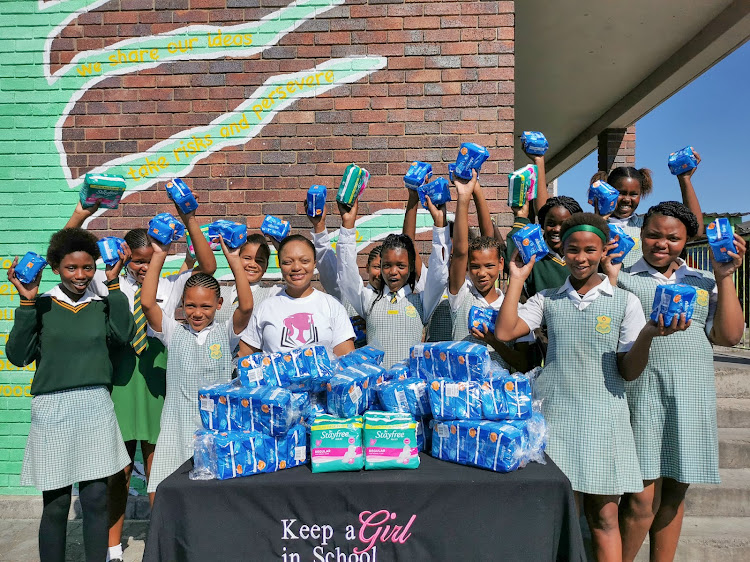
[132, 286, 148, 355]
[390, 292, 398, 304]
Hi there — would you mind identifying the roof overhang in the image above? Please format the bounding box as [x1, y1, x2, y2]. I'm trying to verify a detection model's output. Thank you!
[515, 0, 750, 178]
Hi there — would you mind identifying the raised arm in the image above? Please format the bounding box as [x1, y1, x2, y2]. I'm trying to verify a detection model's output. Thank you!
[103, 245, 136, 345]
[449, 171, 476, 296]
[221, 237, 254, 335]
[495, 251, 536, 341]
[65, 201, 100, 229]
[307, 200, 341, 299]
[677, 151, 705, 237]
[470, 175, 495, 238]
[175, 203, 216, 275]
[403, 188, 424, 278]
[336, 200, 371, 317]
[420, 195, 449, 320]
[528, 153, 549, 213]
[5, 258, 42, 368]
[709, 234, 746, 346]
[141, 238, 169, 334]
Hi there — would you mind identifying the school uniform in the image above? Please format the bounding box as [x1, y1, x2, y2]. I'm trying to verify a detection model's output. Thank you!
[518, 274, 646, 495]
[215, 283, 283, 325]
[6, 282, 134, 491]
[338, 226, 449, 368]
[608, 214, 644, 268]
[618, 258, 720, 483]
[506, 217, 568, 296]
[147, 316, 239, 493]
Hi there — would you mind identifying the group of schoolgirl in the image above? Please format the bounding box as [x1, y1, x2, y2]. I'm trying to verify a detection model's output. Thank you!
[5, 143, 746, 562]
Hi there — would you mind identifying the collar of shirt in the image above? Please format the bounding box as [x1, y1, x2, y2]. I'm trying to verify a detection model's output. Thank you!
[180, 320, 219, 345]
[556, 273, 612, 310]
[469, 283, 504, 309]
[387, 284, 412, 302]
[43, 284, 103, 306]
[629, 257, 702, 282]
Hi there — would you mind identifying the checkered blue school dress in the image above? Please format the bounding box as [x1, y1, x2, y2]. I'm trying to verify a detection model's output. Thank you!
[610, 215, 644, 268]
[21, 386, 131, 491]
[426, 294, 454, 342]
[366, 292, 425, 369]
[148, 323, 234, 492]
[535, 287, 643, 495]
[215, 284, 277, 325]
[452, 292, 510, 371]
[618, 269, 719, 483]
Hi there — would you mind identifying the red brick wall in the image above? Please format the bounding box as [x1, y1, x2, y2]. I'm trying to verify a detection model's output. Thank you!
[55, 0, 515, 252]
[597, 125, 636, 173]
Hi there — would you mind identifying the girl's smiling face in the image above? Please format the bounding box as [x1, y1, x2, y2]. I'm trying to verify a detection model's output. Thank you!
[543, 206, 572, 253]
[240, 243, 269, 284]
[380, 247, 411, 292]
[641, 213, 688, 273]
[468, 248, 502, 294]
[127, 245, 153, 284]
[612, 177, 642, 219]
[563, 232, 605, 280]
[55, 251, 96, 299]
[182, 285, 221, 332]
[279, 240, 315, 292]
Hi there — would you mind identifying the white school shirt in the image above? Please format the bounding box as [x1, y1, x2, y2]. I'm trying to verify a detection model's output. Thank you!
[240, 288, 355, 357]
[91, 269, 191, 318]
[628, 257, 718, 336]
[43, 284, 102, 306]
[608, 214, 644, 228]
[518, 273, 646, 352]
[151, 314, 241, 349]
[337, 225, 450, 321]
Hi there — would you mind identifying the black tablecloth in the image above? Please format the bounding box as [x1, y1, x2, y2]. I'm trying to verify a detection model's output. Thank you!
[144, 453, 584, 561]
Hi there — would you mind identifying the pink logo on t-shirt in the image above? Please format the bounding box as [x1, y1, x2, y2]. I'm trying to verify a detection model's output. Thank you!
[281, 312, 318, 346]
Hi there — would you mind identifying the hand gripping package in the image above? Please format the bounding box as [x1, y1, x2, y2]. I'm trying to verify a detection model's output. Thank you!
[148, 213, 185, 244]
[311, 414, 364, 473]
[97, 237, 127, 267]
[511, 224, 550, 264]
[453, 143, 490, 180]
[336, 164, 369, 208]
[418, 177, 451, 210]
[520, 131, 549, 156]
[403, 161, 433, 190]
[306, 185, 327, 217]
[15, 252, 47, 284]
[427, 379, 482, 421]
[706, 218, 737, 263]
[165, 178, 198, 214]
[607, 224, 635, 265]
[587, 180, 619, 215]
[479, 374, 532, 420]
[651, 284, 697, 325]
[507, 165, 537, 207]
[668, 146, 698, 175]
[377, 377, 431, 417]
[468, 305, 498, 335]
[260, 215, 290, 242]
[80, 173, 126, 209]
[207, 220, 247, 249]
[363, 411, 420, 470]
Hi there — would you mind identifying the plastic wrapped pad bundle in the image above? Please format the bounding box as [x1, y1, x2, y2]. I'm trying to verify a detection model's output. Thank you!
[310, 415, 364, 473]
[506, 411, 547, 465]
[427, 379, 482, 421]
[278, 424, 308, 469]
[474, 421, 525, 473]
[190, 429, 217, 480]
[431, 420, 459, 463]
[207, 220, 247, 249]
[228, 385, 259, 432]
[345, 363, 387, 409]
[306, 185, 327, 217]
[403, 161, 433, 190]
[326, 370, 368, 418]
[706, 218, 737, 263]
[587, 181, 619, 215]
[468, 306, 498, 335]
[363, 411, 419, 470]
[14, 252, 47, 284]
[386, 360, 410, 382]
[446, 341, 491, 382]
[97, 237, 127, 267]
[165, 178, 198, 214]
[377, 377, 430, 417]
[198, 382, 235, 431]
[651, 284, 697, 325]
[260, 215, 290, 242]
[453, 143, 489, 180]
[608, 224, 635, 265]
[520, 131, 548, 156]
[667, 146, 698, 175]
[511, 224, 550, 265]
[148, 213, 185, 244]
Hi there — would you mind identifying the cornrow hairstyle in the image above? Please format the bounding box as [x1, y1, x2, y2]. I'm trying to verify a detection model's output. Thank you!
[469, 235, 506, 260]
[183, 272, 221, 300]
[366, 244, 382, 266]
[642, 201, 699, 238]
[537, 196, 583, 227]
[590, 167, 654, 197]
[46, 228, 100, 269]
[124, 228, 149, 251]
[559, 212, 610, 246]
[241, 233, 271, 264]
[371, 233, 417, 310]
[277, 234, 317, 262]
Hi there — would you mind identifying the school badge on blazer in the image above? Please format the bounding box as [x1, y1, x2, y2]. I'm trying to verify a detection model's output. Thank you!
[696, 289, 709, 307]
[209, 343, 223, 360]
[595, 315, 612, 334]
[405, 305, 418, 318]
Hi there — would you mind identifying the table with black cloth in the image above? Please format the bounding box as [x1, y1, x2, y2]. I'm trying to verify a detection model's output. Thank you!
[144, 453, 585, 562]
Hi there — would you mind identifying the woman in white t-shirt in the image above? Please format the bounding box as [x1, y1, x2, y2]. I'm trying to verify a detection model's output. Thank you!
[239, 234, 356, 358]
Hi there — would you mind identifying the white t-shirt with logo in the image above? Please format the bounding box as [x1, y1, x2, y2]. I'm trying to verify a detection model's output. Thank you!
[240, 288, 355, 357]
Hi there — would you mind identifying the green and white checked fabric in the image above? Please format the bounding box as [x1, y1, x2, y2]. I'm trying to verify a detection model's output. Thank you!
[21, 386, 130, 491]
[618, 269, 719, 483]
[610, 214, 644, 268]
[426, 295, 454, 343]
[452, 291, 510, 371]
[214, 283, 278, 325]
[366, 292, 425, 369]
[535, 287, 643, 495]
[132, 286, 148, 355]
[148, 323, 233, 493]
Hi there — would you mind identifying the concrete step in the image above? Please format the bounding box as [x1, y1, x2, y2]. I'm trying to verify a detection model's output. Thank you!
[720, 428, 750, 469]
[715, 358, 750, 398]
[0, 494, 150, 520]
[633, 517, 750, 562]
[686, 469, 750, 517]
[717, 398, 750, 428]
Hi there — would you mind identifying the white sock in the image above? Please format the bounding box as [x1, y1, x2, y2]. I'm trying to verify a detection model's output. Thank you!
[107, 544, 123, 561]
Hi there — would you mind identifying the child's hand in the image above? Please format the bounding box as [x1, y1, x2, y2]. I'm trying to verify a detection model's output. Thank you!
[678, 150, 701, 179]
[218, 235, 241, 262]
[351, 315, 366, 333]
[454, 169, 477, 200]
[592, 199, 614, 220]
[424, 195, 447, 228]
[105, 243, 132, 282]
[712, 233, 746, 281]
[149, 234, 171, 255]
[305, 198, 327, 233]
[471, 324, 499, 346]
[6, 256, 42, 300]
[511, 201, 530, 219]
[523, 147, 544, 167]
[337, 199, 359, 229]
[646, 313, 691, 337]
[600, 237, 623, 282]
[508, 249, 535, 282]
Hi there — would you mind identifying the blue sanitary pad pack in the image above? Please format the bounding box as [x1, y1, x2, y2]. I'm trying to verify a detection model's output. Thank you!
[306, 184, 327, 217]
[506, 412, 547, 465]
[165, 178, 199, 214]
[207, 220, 247, 249]
[278, 424, 308, 469]
[651, 284, 697, 325]
[199, 382, 236, 431]
[607, 224, 635, 265]
[453, 143, 490, 180]
[14, 252, 47, 284]
[345, 363, 388, 409]
[431, 420, 459, 463]
[418, 177, 451, 210]
[377, 377, 430, 417]
[403, 161, 433, 190]
[468, 305, 498, 335]
[148, 213, 185, 244]
[386, 360, 410, 382]
[474, 421, 525, 473]
[427, 378, 482, 421]
[520, 131, 549, 156]
[667, 146, 698, 176]
[337, 346, 385, 369]
[706, 218, 737, 263]
[511, 224, 550, 264]
[326, 370, 369, 418]
[97, 237, 127, 267]
[446, 341, 492, 382]
[260, 215, 291, 242]
[480, 374, 532, 420]
[587, 180, 619, 215]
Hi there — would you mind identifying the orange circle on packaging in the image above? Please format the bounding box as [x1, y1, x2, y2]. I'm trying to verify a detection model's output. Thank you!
[440, 352, 447, 361]
[262, 357, 271, 366]
[258, 461, 266, 470]
[490, 432, 498, 443]
[219, 396, 227, 404]
[473, 321, 480, 327]
[363, 380, 369, 389]
[241, 399, 249, 408]
[261, 404, 270, 413]
[450, 425, 457, 434]
[469, 428, 477, 438]
[708, 223, 715, 229]
[431, 381, 440, 390]
[459, 382, 466, 391]
[482, 382, 490, 389]
[673, 295, 681, 303]
[522, 239, 530, 246]
[279, 460, 286, 469]
[327, 383, 332, 392]
[459, 356, 465, 364]
[284, 355, 292, 362]
[241, 358, 251, 368]
[425, 351, 431, 359]
[505, 381, 514, 391]
[305, 349, 313, 356]
[237, 465, 243, 474]
[461, 147, 468, 155]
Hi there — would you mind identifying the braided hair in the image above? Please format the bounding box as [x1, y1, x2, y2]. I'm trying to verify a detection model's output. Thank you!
[371, 233, 417, 310]
[537, 196, 582, 227]
[124, 228, 149, 251]
[642, 201, 699, 238]
[183, 272, 221, 300]
[46, 228, 99, 269]
[367, 244, 382, 266]
[469, 235, 505, 260]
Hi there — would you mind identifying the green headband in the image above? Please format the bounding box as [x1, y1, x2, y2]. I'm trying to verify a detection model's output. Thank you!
[560, 224, 608, 245]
